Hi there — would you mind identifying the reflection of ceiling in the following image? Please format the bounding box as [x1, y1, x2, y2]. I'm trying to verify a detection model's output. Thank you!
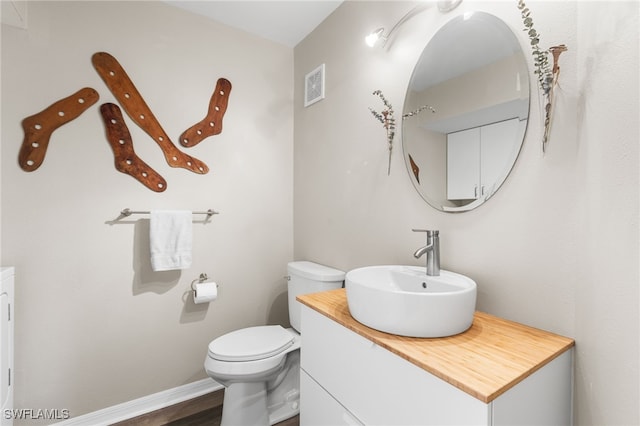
[164, 1, 344, 47]
[423, 99, 529, 134]
[411, 12, 523, 92]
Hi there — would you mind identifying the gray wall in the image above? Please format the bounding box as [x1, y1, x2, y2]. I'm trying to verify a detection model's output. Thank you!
[1, 1, 293, 418]
[2, 0, 638, 424]
[294, 1, 638, 425]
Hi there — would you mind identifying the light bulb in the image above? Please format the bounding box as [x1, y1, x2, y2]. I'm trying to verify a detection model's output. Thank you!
[365, 28, 385, 47]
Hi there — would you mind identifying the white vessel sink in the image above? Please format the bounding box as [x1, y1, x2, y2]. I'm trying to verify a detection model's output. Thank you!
[345, 265, 477, 338]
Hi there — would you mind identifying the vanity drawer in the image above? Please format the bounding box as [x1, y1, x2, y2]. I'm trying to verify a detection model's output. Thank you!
[300, 305, 488, 425]
[300, 370, 363, 425]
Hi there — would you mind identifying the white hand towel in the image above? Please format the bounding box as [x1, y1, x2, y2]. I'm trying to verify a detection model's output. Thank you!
[150, 210, 193, 271]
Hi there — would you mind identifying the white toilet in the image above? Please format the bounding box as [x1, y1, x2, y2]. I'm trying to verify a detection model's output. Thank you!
[204, 261, 345, 426]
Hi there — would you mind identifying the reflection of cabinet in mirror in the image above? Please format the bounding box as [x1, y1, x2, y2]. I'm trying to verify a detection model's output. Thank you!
[402, 12, 530, 212]
[447, 118, 524, 202]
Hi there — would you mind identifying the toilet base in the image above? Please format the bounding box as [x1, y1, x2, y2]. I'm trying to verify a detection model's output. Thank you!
[266, 350, 300, 424]
[219, 377, 300, 426]
[218, 350, 300, 426]
[221, 381, 269, 426]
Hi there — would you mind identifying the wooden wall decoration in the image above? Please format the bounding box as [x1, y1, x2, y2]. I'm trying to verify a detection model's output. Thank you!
[408, 153, 420, 184]
[92, 52, 209, 174]
[18, 50, 233, 192]
[179, 78, 232, 147]
[100, 103, 167, 192]
[18, 87, 99, 171]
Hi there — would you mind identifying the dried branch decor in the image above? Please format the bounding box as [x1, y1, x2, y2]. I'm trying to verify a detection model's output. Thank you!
[369, 90, 396, 175]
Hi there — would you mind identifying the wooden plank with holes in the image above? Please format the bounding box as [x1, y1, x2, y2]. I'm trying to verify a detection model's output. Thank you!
[179, 78, 232, 148]
[92, 51, 209, 174]
[100, 103, 167, 192]
[19, 87, 99, 171]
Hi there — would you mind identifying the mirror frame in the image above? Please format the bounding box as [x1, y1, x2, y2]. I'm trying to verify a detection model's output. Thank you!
[402, 11, 530, 212]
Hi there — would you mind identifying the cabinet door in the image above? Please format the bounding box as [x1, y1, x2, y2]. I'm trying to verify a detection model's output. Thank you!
[301, 371, 363, 426]
[0, 270, 13, 426]
[479, 118, 520, 198]
[491, 350, 573, 426]
[0, 293, 8, 410]
[447, 127, 480, 200]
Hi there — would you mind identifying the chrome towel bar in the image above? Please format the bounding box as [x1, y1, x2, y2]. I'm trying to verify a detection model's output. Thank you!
[120, 208, 219, 217]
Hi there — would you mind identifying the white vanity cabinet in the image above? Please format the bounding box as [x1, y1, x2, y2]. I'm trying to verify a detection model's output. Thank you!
[299, 290, 573, 426]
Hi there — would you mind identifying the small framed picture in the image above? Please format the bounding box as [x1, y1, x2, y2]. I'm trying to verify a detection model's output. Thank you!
[304, 64, 325, 107]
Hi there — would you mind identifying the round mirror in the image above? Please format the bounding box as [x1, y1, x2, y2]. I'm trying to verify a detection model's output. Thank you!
[402, 12, 529, 212]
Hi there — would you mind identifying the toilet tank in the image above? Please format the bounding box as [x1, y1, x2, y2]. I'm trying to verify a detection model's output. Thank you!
[287, 261, 344, 332]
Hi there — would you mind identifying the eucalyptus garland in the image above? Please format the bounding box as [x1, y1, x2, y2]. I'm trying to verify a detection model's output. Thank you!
[518, 0, 553, 95]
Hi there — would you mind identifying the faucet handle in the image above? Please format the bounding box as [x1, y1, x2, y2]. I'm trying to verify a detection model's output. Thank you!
[412, 229, 439, 236]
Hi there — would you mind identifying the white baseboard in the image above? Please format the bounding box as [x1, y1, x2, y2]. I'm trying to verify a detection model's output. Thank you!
[54, 379, 223, 426]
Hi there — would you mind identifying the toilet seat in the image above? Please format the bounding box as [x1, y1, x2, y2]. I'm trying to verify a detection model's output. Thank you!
[208, 325, 294, 362]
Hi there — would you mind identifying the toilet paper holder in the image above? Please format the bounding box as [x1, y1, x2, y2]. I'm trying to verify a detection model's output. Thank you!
[191, 273, 218, 291]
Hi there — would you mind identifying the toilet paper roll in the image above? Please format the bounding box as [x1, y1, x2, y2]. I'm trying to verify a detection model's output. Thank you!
[193, 282, 218, 304]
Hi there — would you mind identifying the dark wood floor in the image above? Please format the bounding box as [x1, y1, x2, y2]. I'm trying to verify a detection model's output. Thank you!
[167, 407, 299, 426]
[165, 406, 222, 426]
[113, 389, 299, 426]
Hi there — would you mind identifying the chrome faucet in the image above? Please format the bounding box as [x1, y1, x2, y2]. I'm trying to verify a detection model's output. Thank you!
[412, 229, 440, 276]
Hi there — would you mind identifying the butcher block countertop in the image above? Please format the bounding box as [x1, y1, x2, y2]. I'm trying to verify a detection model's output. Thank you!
[297, 288, 574, 403]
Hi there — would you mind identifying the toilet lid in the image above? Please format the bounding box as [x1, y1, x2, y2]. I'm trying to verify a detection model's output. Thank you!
[208, 325, 294, 362]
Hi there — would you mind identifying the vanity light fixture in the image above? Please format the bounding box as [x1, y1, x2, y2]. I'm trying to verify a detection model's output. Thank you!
[365, 28, 385, 47]
[365, 1, 462, 48]
[365, 3, 429, 48]
[438, 0, 463, 13]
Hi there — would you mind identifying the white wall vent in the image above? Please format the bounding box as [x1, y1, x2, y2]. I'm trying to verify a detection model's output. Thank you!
[304, 64, 325, 107]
